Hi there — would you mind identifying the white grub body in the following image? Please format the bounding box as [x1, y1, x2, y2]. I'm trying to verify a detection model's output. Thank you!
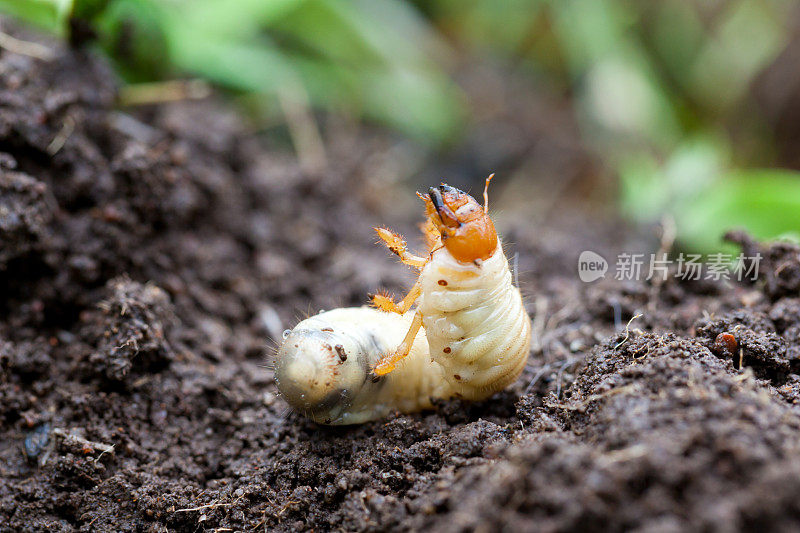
[419, 238, 531, 400]
[275, 237, 531, 424]
[275, 307, 447, 425]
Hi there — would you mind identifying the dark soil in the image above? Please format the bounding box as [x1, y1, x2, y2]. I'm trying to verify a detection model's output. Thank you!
[3, 23, 800, 533]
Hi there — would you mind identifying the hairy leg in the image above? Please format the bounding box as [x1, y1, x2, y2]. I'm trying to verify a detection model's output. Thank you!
[373, 310, 423, 376]
[375, 227, 427, 268]
[419, 217, 440, 253]
[371, 279, 421, 314]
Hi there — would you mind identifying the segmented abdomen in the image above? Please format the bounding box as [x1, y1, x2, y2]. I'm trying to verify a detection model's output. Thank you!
[275, 307, 447, 424]
[418, 239, 531, 400]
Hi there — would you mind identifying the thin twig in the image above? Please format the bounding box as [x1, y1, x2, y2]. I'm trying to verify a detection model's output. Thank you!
[611, 299, 622, 331]
[555, 355, 580, 399]
[530, 296, 548, 352]
[0, 30, 54, 60]
[118, 79, 211, 106]
[47, 116, 75, 155]
[51, 427, 115, 456]
[277, 83, 327, 173]
[175, 500, 236, 513]
[546, 384, 636, 411]
[524, 363, 551, 394]
[648, 216, 676, 313]
[524, 355, 583, 395]
[614, 313, 643, 350]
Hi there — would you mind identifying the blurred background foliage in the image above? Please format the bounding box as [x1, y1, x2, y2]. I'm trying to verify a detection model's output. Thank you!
[3, 0, 800, 252]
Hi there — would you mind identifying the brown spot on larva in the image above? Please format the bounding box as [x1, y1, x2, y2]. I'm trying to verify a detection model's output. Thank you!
[294, 344, 299, 348]
[453, 374, 462, 381]
[443, 346, 451, 353]
[321, 327, 334, 332]
[322, 343, 332, 351]
[334, 344, 347, 363]
[438, 279, 448, 286]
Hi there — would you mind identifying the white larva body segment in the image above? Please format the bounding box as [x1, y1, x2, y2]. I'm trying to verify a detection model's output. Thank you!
[418, 238, 531, 399]
[274, 307, 448, 425]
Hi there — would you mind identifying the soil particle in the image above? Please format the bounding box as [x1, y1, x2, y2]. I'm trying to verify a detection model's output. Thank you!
[784, 325, 800, 371]
[82, 276, 175, 381]
[0, 167, 54, 266]
[769, 297, 800, 333]
[726, 230, 800, 299]
[695, 310, 790, 378]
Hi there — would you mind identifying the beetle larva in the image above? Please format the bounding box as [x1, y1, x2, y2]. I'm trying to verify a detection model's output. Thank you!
[275, 176, 531, 424]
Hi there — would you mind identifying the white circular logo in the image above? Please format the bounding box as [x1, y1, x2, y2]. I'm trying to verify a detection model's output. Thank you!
[578, 251, 608, 282]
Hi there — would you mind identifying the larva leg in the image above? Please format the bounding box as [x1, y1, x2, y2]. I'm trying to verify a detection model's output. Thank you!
[371, 279, 421, 314]
[375, 227, 427, 269]
[419, 217, 440, 252]
[373, 310, 423, 376]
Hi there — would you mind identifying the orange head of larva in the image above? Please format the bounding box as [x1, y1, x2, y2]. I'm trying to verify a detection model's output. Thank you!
[423, 181, 498, 263]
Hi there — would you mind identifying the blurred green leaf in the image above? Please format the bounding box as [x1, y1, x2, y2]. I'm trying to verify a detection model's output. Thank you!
[0, 0, 72, 34]
[579, 53, 681, 150]
[619, 135, 727, 222]
[92, 0, 168, 81]
[677, 169, 800, 251]
[650, 1, 704, 85]
[689, 0, 788, 112]
[547, 0, 682, 150]
[548, 0, 629, 77]
[426, 0, 543, 56]
[172, 0, 301, 39]
[1, 0, 463, 144]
